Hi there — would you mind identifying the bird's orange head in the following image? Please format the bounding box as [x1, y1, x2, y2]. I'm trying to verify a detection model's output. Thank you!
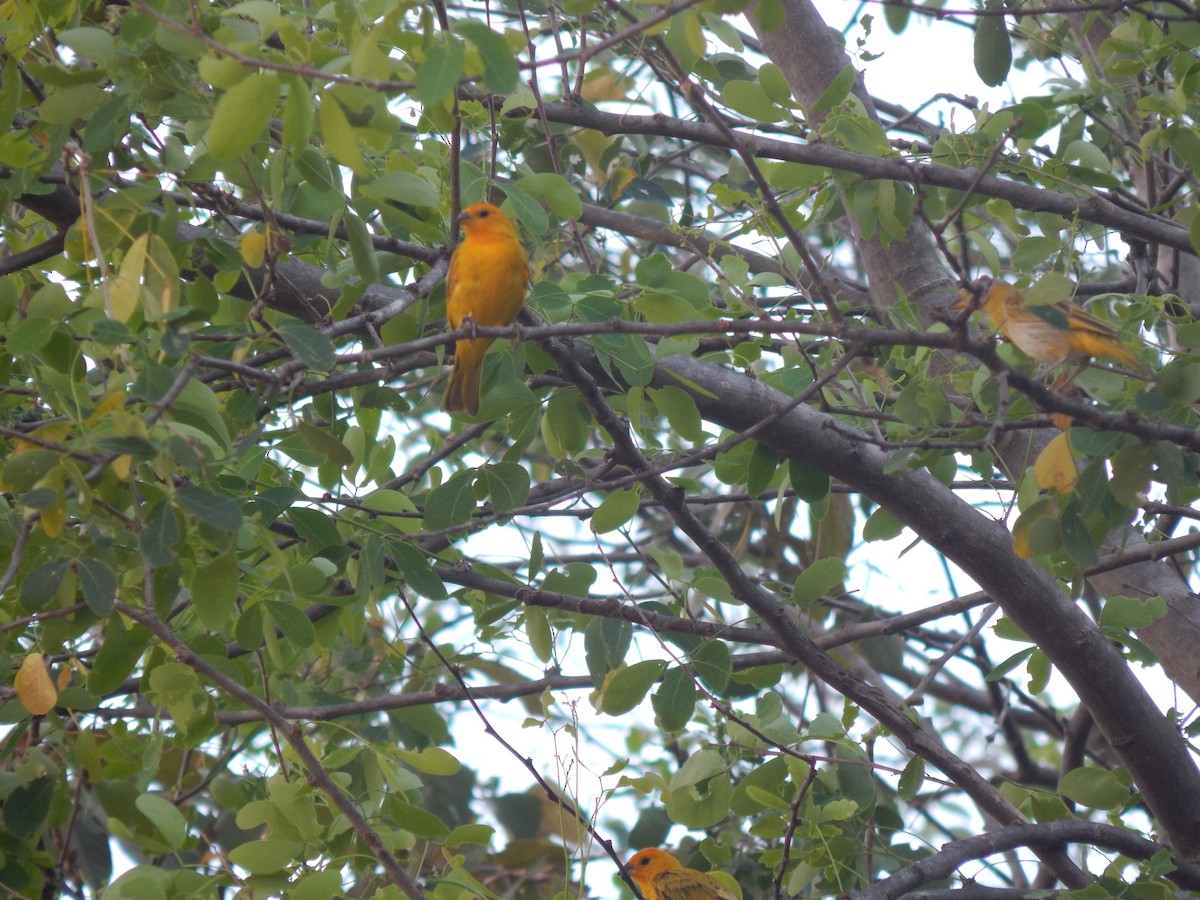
[955, 277, 1021, 323]
[457, 201, 519, 241]
[626, 848, 681, 888]
[953, 276, 995, 313]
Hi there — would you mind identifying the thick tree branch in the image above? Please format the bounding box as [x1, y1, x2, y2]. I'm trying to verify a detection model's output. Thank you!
[653, 352, 1200, 860]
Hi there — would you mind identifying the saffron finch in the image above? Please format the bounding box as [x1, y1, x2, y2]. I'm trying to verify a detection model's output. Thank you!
[954, 278, 1149, 376]
[441, 201, 530, 415]
[625, 847, 738, 900]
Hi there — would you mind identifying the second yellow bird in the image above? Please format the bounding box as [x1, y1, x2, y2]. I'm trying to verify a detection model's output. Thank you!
[441, 201, 530, 415]
[954, 278, 1149, 376]
[625, 848, 738, 900]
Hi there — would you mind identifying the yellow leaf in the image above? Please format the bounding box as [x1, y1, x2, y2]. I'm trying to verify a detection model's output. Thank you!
[607, 165, 637, 201]
[580, 68, 634, 103]
[85, 390, 126, 426]
[15, 652, 57, 715]
[15, 422, 72, 454]
[240, 231, 268, 268]
[109, 232, 150, 322]
[40, 501, 64, 538]
[318, 92, 365, 174]
[110, 455, 132, 479]
[575, 129, 616, 183]
[1012, 507, 1040, 560]
[1034, 431, 1077, 493]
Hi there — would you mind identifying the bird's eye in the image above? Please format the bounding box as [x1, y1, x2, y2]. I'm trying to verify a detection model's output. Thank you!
[638, 856, 649, 865]
[478, 209, 490, 217]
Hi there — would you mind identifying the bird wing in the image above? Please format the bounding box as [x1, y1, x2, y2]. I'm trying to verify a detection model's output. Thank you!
[653, 870, 739, 900]
[1020, 301, 1147, 371]
[1024, 301, 1075, 333]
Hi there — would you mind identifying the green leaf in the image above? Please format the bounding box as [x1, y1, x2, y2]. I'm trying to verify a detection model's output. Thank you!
[652, 666, 697, 732]
[59, 26, 117, 64]
[207, 73, 279, 160]
[690, 640, 731, 694]
[227, 839, 303, 875]
[176, 485, 243, 533]
[601, 659, 667, 715]
[1059, 505, 1098, 567]
[343, 210, 380, 284]
[1012, 235, 1060, 270]
[897, 756, 924, 801]
[1058, 767, 1130, 809]
[986, 647, 1035, 682]
[361, 171, 440, 208]
[282, 77, 314, 154]
[387, 800, 450, 838]
[649, 386, 703, 442]
[77, 556, 116, 615]
[317, 92, 364, 173]
[8, 317, 55, 354]
[416, 36, 465, 106]
[278, 323, 337, 372]
[294, 145, 337, 194]
[90, 618, 151, 696]
[883, 1, 910, 33]
[481, 462, 530, 515]
[135, 794, 187, 850]
[1099, 594, 1167, 630]
[391, 541, 448, 600]
[974, 7, 1012, 87]
[296, 420, 353, 467]
[2, 449, 60, 492]
[288, 507, 343, 554]
[446, 824, 495, 848]
[264, 601, 317, 648]
[747, 442, 778, 498]
[140, 502, 180, 567]
[722, 80, 780, 121]
[20, 556, 68, 614]
[3, 776, 55, 839]
[758, 63, 792, 104]
[424, 471, 477, 531]
[791, 557, 847, 606]
[1027, 648, 1051, 694]
[862, 506, 904, 542]
[396, 747, 461, 775]
[192, 552, 238, 631]
[40, 83, 107, 124]
[666, 756, 731, 828]
[540, 391, 589, 459]
[591, 488, 640, 534]
[810, 65, 855, 114]
[584, 616, 631, 681]
[236, 603, 265, 651]
[290, 869, 345, 900]
[512, 172, 583, 220]
[0, 58, 19, 130]
[788, 460, 829, 503]
[526, 607, 553, 662]
[455, 21, 519, 94]
[169, 378, 231, 453]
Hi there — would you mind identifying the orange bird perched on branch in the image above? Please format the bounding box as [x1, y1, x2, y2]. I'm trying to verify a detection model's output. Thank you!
[441, 201, 530, 415]
[625, 848, 739, 900]
[954, 277, 1150, 378]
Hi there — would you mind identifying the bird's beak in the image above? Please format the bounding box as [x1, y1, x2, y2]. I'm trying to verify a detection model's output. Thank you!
[456, 210, 473, 224]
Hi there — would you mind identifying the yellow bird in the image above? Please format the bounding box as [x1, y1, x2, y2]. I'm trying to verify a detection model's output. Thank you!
[625, 848, 738, 900]
[441, 201, 530, 415]
[954, 278, 1149, 376]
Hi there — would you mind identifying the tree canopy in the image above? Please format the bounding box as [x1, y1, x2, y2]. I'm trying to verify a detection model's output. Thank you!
[4, 0, 1200, 897]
